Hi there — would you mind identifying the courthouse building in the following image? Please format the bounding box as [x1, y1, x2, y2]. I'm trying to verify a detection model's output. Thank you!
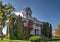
[14, 7, 52, 39]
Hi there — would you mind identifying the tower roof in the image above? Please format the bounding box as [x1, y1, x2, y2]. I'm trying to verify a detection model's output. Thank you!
[23, 7, 32, 13]
[23, 7, 31, 10]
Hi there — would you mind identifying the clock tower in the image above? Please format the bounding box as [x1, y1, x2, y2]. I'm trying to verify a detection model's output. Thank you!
[22, 7, 32, 19]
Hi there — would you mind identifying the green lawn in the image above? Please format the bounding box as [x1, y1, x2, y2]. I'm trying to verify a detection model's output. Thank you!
[0, 38, 60, 42]
[0, 38, 31, 42]
[10, 40, 31, 42]
[0, 40, 60, 42]
[40, 39, 60, 42]
[47, 40, 60, 42]
[46, 39, 60, 42]
[0, 40, 31, 42]
[40, 40, 60, 42]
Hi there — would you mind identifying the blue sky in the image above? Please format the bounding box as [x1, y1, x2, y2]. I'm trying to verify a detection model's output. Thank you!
[2, 0, 60, 32]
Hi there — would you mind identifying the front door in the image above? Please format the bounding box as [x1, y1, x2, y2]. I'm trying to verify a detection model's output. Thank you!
[35, 29, 39, 35]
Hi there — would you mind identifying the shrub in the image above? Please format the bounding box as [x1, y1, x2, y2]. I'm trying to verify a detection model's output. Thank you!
[29, 36, 41, 42]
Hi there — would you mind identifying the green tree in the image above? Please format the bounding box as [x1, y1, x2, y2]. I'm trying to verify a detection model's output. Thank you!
[55, 24, 60, 36]
[0, 1, 15, 40]
[49, 24, 52, 39]
[4, 3, 15, 39]
[8, 14, 17, 39]
[0, 1, 6, 40]
[42, 22, 52, 39]
[16, 15, 24, 40]
[9, 15, 24, 40]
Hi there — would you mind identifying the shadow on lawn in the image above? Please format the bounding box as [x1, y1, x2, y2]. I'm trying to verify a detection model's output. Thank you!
[45, 38, 60, 41]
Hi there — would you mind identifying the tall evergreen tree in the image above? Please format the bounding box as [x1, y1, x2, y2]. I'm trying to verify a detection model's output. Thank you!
[8, 14, 17, 39]
[49, 24, 52, 39]
[16, 15, 24, 40]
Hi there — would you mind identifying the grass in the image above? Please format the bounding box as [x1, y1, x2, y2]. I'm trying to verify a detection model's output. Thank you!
[0, 39, 60, 42]
[40, 39, 60, 42]
[46, 40, 60, 42]
[10, 40, 31, 42]
[0, 38, 31, 42]
[1, 38, 60, 42]
[0, 40, 31, 42]
[40, 40, 60, 42]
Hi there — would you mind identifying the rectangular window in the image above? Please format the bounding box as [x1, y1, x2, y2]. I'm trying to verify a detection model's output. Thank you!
[24, 22, 28, 27]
